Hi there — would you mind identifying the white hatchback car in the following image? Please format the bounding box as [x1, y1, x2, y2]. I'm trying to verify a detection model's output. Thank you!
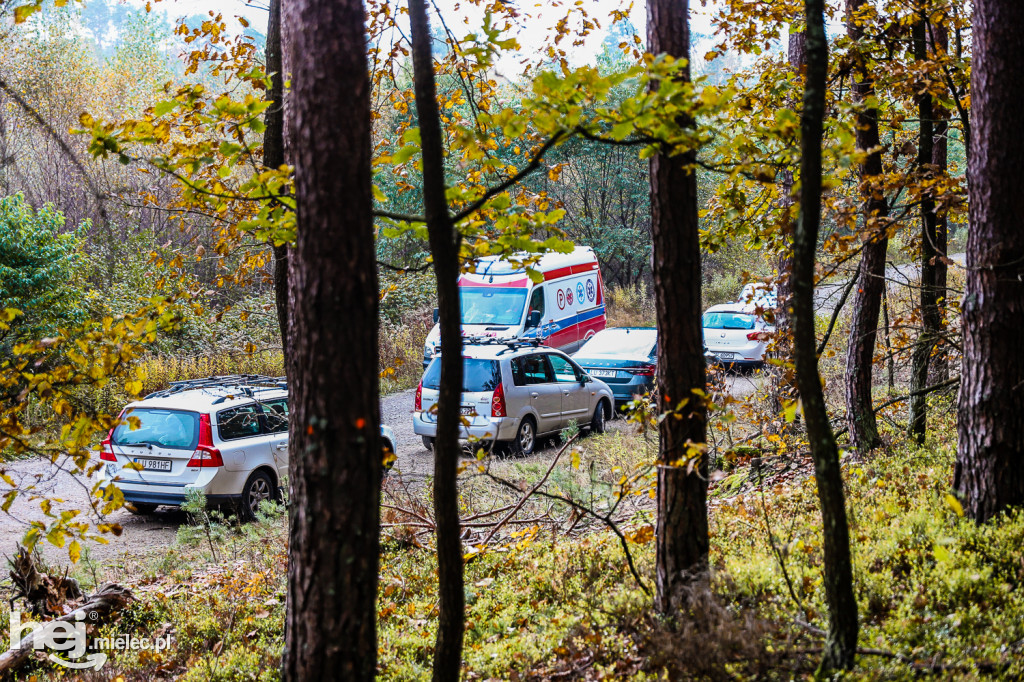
[702, 304, 775, 368]
[97, 376, 396, 519]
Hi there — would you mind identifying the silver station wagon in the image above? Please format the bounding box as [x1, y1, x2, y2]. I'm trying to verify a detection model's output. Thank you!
[413, 340, 614, 455]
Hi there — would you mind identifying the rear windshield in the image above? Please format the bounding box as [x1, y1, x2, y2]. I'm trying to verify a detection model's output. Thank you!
[577, 330, 656, 357]
[702, 312, 756, 330]
[422, 358, 502, 393]
[111, 408, 200, 450]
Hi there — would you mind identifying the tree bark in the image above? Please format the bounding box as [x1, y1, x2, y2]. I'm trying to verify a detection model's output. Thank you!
[843, 0, 890, 453]
[647, 0, 709, 615]
[408, 1, 465, 679]
[909, 13, 940, 443]
[954, 0, 1024, 524]
[768, 28, 805, 423]
[930, 20, 950, 384]
[281, 0, 381, 679]
[265, 0, 290, 365]
[794, 0, 858, 669]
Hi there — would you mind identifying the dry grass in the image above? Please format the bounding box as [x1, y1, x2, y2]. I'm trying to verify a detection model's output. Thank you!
[605, 282, 656, 328]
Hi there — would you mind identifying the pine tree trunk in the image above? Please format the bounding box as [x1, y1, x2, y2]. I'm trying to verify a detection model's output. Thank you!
[408, 2, 465, 678]
[843, 0, 889, 452]
[954, 0, 1024, 524]
[909, 14, 940, 443]
[795, 0, 858, 669]
[265, 0, 290, 364]
[647, 0, 709, 615]
[281, 0, 382, 679]
[930, 20, 950, 385]
[768, 29, 805, 423]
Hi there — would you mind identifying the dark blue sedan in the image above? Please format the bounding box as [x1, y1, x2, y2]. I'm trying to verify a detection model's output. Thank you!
[572, 328, 658, 408]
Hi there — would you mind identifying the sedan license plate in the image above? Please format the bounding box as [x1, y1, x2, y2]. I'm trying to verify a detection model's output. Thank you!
[589, 369, 617, 378]
[133, 457, 172, 472]
[459, 406, 477, 417]
[715, 352, 735, 361]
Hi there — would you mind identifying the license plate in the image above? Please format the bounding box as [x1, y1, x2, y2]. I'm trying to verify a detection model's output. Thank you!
[133, 458, 172, 472]
[589, 369, 617, 378]
[715, 352, 735, 360]
[459, 406, 477, 416]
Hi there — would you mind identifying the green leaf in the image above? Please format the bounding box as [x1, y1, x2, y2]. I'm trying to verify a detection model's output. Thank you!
[392, 145, 419, 165]
[153, 100, 177, 118]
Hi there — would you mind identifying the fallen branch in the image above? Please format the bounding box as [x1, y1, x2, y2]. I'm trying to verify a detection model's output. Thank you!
[479, 434, 578, 547]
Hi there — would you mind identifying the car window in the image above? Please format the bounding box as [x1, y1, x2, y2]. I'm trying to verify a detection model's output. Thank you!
[422, 358, 502, 392]
[460, 287, 528, 326]
[702, 312, 756, 330]
[511, 354, 553, 385]
[111, 408, 199, 450]
[526, 287, 544, 328]
[547, 354, 580, 383]
[262, 398, 289, 434]
[218, 404, 262, 440]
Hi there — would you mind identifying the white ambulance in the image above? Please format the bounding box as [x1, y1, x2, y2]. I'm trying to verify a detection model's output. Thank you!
[422, 246, 607, 366]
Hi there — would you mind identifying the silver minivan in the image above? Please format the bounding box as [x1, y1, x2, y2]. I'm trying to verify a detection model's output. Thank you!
[412, 342, 614, 455]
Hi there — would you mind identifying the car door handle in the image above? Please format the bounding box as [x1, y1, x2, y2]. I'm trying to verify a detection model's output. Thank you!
[562, 390, 570, 396]
[275, 442, 288, 449]
[530, 392, 539, 398]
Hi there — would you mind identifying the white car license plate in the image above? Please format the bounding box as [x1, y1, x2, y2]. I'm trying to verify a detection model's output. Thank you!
[589, 369, 617, 378]
[715, 352, 735, 361]
[134, 458, 172, 472]
[459, 406, 477, 416]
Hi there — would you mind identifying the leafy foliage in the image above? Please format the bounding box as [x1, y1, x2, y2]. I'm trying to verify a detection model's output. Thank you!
[0, 194, 87, 344]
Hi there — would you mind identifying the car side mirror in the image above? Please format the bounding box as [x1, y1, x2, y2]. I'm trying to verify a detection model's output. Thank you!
[527, 310, 541, 328]
[580, 374, 591, 385]
[432, 307, 439, 324]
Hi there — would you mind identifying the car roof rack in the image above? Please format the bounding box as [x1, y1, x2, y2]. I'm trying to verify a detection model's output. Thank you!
[459, 336, 545, 355]
[145, 375, 287, 400]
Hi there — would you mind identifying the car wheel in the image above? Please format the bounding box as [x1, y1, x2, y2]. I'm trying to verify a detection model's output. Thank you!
[126, 502, 158, 515]
[240, 470, 276, 521]
[511, 417, 536, 456]
[590, 401, 606, 435]
[422, 436, 435, 451]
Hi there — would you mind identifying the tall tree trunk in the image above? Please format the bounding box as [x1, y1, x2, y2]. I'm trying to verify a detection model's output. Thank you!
[954, 0, 1024, 524]
[769, 29, 805, 423]
[843, 0, 890, 452]
[930, 20, 950, 384]
[909, 12, 940, 443]
[264, 0, 290, 364]
[647, 0, 709, 615]
[795, 0, 858, 669]
[281, 0, 381, 679]
[408, 1, 465, 678]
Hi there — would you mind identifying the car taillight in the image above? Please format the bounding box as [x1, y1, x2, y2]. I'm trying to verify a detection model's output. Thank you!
[100, 429, 116, 462]
[491, 383, 506, 418]
[629, 365, 656, 377]
[747, 331, 767, 341]
[187, 413, 224, 468]
[414, 381, 423, 411]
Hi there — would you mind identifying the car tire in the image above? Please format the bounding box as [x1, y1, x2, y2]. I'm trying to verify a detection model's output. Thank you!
[240, 470, 276, 521]
[510, 417, 536, 456]
[422, 436, 435, 451]
[590, 401, 606, 435]
[126, 502, 158, 515]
